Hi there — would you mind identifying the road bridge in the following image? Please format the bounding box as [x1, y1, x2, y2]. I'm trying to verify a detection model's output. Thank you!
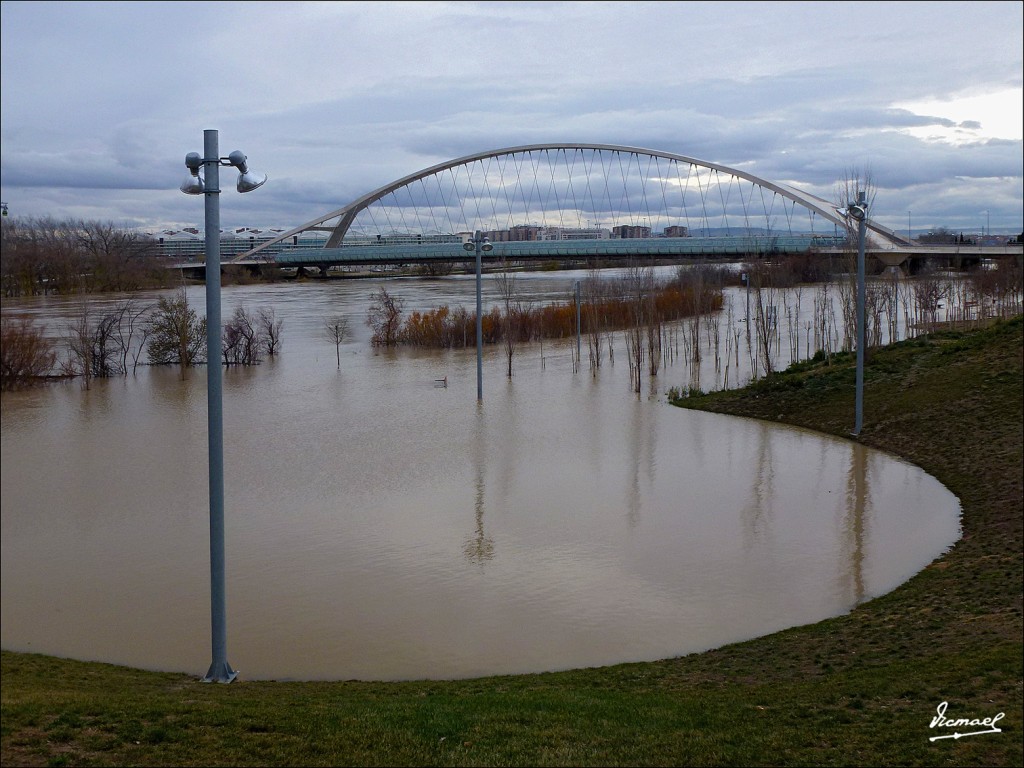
[175, 240, 1021, 281]
[176, 143, 1020, 277]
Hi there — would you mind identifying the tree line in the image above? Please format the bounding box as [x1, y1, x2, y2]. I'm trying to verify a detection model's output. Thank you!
[1, 216, 176, 297]
[1, 290, 284, 390]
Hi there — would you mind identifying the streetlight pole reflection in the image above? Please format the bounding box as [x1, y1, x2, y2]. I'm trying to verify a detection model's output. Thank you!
[464, 403, 495, 566]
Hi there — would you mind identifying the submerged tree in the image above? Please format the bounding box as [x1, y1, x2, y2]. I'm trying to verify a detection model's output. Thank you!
[258, 307, 284, 356]
[147, 289, 206, 375]
[222, 306, 263, 366]
[0, 316, 56, 390]
[493, 266, 521, 378]
[59, 299, 154, 384]
[366, 288, 405, 346]
[325, 315, 351, 368]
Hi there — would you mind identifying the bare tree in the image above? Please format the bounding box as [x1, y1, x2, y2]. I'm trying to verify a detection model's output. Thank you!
[0, 316, 57, 389]
[324, 315, 350, 368]
[87, 312, 123, 378]
[60, 299, 159, 383]
[749, 263, 780, 376]
[112, 299, 154, 375]
[75, 219, 159, 292]
[834, 165, 878, 233]
[222, 306, 263, 366]
[366, 288, 405, 346]
[493, 266, 520, 377]
[622, 263, 652, 393]
[62, 305, 95, 388]
[912, 270, 947, 332]
[61, 303, 126, 385]
[582, 271, 607, 372]
[257, 307, 284, 356]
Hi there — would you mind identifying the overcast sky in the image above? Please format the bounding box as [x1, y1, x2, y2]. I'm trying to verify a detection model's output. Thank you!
[1, 0, 1021, 236]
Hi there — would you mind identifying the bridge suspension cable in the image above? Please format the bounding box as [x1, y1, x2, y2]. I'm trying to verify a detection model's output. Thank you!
[239, 143, 909, 262]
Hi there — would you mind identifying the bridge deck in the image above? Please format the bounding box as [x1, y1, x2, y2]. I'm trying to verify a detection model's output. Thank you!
[171, 239, 1021, 273]
[269, 235, 847, 267]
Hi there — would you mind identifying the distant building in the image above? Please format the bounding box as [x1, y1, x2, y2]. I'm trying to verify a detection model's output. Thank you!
[664, 225, 689, 238]
[479, 225, 543, 241]
[480, 225, 609, 241]
[539, 226, 610, 240]
[612, 225, 651, 239]
[978, 234, 1011, 246]
[509, 224, 542, 241]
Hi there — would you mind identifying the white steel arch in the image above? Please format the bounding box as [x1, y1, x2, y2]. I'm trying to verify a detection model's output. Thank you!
[238, 143, 907, 261]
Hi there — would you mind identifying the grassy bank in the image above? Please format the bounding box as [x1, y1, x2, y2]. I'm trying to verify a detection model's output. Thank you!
[2, 317, 1021, 767]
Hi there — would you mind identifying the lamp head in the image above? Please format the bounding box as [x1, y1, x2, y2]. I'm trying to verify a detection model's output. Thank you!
[463, 241, 475, 251]
[227, 150, 267, 192]
[180, 174, 205, 195]
[180, 151, 206, 194]
[236, 170, 268, 193]
[481, 238, 493, 252]
[836, 204, 867, 222]
[227, 150, 249, 173]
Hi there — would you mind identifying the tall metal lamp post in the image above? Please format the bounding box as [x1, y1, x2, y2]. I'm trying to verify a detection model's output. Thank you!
[838, 192, 869, 437]
[463, 231, 493, 401]
[180, 129, 267, 682]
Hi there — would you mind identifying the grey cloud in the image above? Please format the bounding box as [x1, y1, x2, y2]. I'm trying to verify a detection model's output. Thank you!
[2, 1, 1021, 234]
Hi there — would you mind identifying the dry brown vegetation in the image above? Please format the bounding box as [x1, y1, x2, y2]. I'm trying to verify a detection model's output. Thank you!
[0, 316, 57, 390]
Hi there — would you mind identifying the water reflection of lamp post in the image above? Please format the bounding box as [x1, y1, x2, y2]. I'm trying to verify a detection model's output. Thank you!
[575, 280, 582, 370]
[838, 192, 868, 437]
[843, 442, 868, 605]
[180, 129, 267, 683]
[463, 231, 493, 401]
[464, 404, 495, 565]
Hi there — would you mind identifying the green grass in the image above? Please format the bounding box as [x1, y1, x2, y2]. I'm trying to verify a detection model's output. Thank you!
[3, 317, 1022, 767]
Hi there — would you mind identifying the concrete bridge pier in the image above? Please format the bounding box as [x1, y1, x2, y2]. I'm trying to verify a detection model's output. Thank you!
[874, 250, 987, 275]
[874, 251, 908, 270]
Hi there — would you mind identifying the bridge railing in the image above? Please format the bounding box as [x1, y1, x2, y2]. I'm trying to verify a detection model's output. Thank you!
[271, 235, 849, 266]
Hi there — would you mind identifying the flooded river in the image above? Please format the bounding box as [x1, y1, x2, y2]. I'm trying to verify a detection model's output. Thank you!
[0, 270, 961, 680]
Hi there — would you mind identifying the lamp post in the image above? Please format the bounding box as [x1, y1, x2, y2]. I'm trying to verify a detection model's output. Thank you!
[180, 129, 266, 683]
[463, 231, 493, 401]
[838, 192, 869, 437]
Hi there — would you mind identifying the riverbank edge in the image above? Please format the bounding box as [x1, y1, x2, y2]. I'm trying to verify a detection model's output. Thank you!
[2, 316, 1021, 767]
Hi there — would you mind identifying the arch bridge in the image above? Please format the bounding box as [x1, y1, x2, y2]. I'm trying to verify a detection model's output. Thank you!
[237, 143, 915, 269]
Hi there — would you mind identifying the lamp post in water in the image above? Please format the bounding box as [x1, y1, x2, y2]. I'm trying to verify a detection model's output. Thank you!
[463, 231, 493, 401]
[180, 129, 267, 682]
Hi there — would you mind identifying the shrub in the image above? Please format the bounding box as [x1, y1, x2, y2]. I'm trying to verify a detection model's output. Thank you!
[1, 316, 57, 389]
